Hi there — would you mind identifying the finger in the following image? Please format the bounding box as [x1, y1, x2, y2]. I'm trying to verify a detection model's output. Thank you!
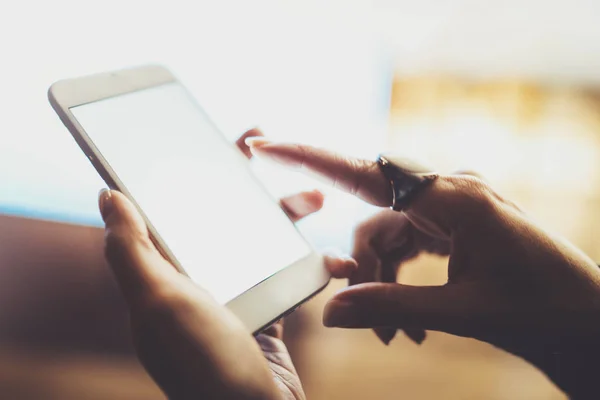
[323, 253, 358, 279]
[349, 239, 381, 287]
[351, 212, 431, 344]
[351, 219, 401, 344]
[373, 257, 399, 345]
[99, 190, 175, 299]
[235, 127, 264, 159]
[246, 140, 391, 207]
[351, 232, 391, 344]
[377, 244, 427, 345]
[323, 282, 484, 336]
[380, 236, 426, 345]
[350, 239, 398, 345]
[248, 140, 500, 237]
[261, 320, 284, 339]
[280, 190, 325, 222]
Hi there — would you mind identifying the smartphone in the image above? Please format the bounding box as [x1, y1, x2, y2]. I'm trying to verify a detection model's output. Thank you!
[48, 65, 330, 334]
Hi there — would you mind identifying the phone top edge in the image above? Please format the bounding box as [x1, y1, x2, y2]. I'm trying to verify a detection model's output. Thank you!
[48, 64, 176, 109]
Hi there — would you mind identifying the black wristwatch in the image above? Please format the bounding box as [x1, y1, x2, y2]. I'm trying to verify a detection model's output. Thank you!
[376, 154, 438, 212]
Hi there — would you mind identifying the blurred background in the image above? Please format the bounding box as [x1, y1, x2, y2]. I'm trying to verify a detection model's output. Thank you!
[1, 0, 600, 398]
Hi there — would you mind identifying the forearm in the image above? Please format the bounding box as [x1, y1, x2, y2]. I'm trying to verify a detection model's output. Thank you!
[487, 312, 600, 398]
[521, 341, 600, 399]
[535, 264, 600, 397]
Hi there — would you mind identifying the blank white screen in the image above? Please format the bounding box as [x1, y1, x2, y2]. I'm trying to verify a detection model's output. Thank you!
[70, 82, 311, 304]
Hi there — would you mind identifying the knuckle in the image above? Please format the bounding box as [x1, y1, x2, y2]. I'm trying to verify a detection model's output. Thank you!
[351, 159, 377, 179]
[350, 158, 371, 173]
[294, 144, 309, 165]
[453, 169, 486, 181]
[446, 175, 498, 214]
[451, 174, 523, 213]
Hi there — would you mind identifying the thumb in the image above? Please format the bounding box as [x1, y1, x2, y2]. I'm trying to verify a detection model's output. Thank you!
[99, 189, 176, 300]
[323, 282, 483, 336]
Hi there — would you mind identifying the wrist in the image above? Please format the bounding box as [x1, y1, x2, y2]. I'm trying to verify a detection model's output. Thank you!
[517, 339, 600, 398]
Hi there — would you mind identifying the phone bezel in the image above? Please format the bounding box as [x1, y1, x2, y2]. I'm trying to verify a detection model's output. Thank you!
[48, 65, 330, 334]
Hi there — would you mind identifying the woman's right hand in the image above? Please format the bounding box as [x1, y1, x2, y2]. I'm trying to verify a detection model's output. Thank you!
[248, 139, 600, 398]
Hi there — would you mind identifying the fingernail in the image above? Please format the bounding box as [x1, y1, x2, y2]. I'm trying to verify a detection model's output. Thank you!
[98, 189, 114, 221]
[323, 301, 358, 328]
[245, 137, 272, 148]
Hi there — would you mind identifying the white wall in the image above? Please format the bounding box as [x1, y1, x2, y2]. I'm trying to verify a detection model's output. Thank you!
[4, 0, 596, 251]
[0, 0, 389, 251]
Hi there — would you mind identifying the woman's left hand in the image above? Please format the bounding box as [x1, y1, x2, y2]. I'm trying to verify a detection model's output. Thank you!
[96, 129, 355, 400]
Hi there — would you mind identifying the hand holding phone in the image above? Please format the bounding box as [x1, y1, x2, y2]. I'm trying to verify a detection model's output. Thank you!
[49, 65, 334, 333]
[96, 131, 356, 400]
